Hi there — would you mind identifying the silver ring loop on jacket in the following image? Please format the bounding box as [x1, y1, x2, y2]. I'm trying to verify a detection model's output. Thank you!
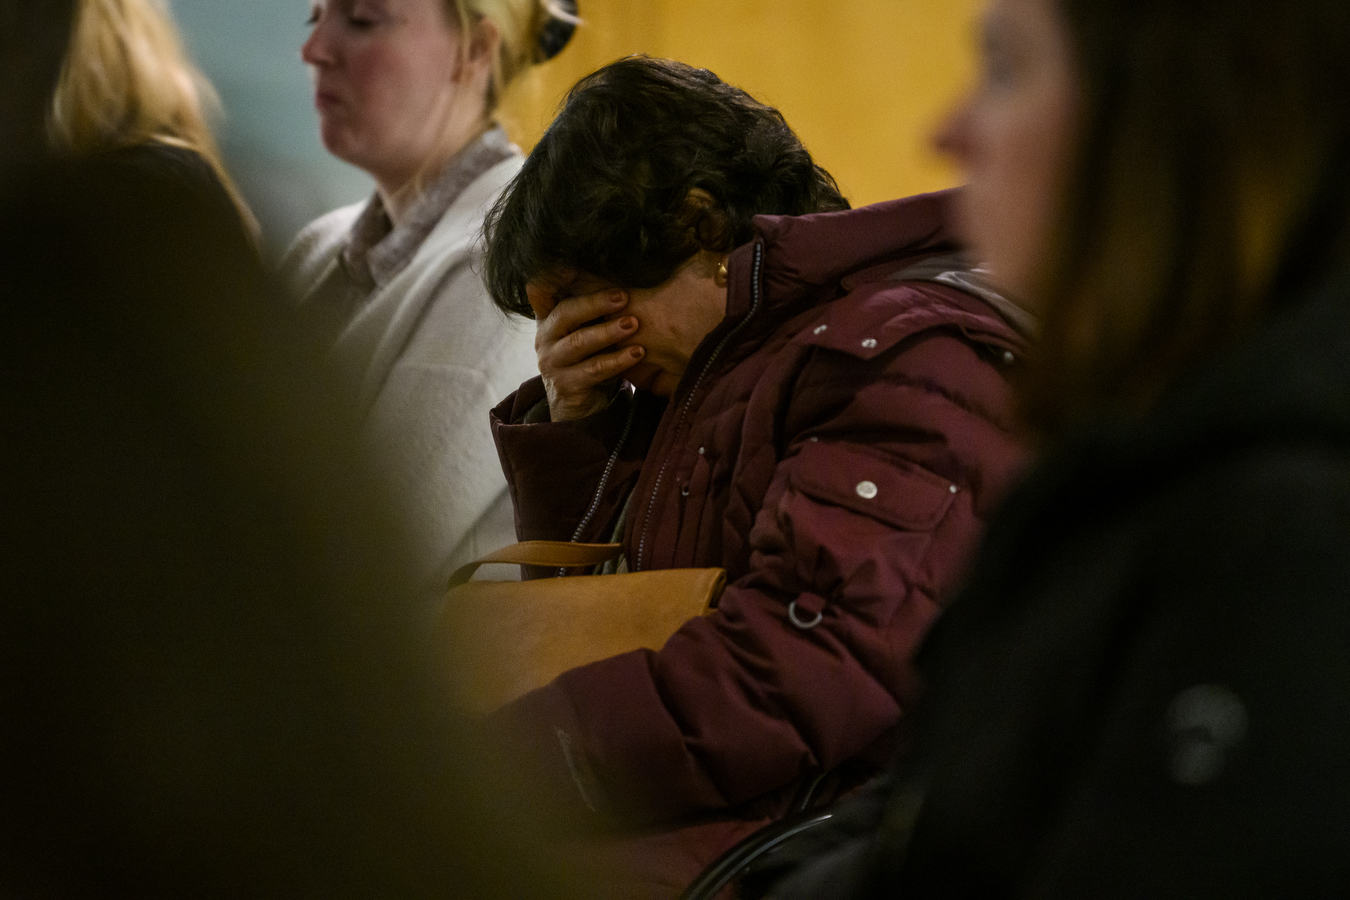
[788, 600, 824, 630]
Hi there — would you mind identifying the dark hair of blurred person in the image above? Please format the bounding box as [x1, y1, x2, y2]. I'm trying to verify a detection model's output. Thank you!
[483, 54, 849, 316]
[1011, 0, 1350, 432]
[47, 0, 258, 235]
[759, 0, 1350, 896]
[0, 64, 576, 897]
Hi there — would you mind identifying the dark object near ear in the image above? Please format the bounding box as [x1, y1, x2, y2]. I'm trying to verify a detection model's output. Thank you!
[538, 0, 577, 61]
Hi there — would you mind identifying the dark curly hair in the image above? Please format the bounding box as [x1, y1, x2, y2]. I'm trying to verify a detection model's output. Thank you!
[1019, 0, 1350, 434]
[483, 55, 849, 317]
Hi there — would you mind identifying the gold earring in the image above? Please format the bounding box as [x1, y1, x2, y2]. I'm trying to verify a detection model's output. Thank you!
[716, 261, 729, 284]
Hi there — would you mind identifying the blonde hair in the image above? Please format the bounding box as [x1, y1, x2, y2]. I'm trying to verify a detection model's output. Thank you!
[48, 0, 256, 233]
[447, 0, 579, 110]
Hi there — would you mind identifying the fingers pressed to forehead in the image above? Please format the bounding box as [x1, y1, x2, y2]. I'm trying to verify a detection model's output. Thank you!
[553, 345, 645, 395]
[548, 314, 636, 368]
[524, 267, 580, 318]
[525, 281, 559, 320]
[543, 288, 629, 339]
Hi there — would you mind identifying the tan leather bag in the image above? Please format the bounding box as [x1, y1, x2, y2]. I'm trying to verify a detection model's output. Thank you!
[439, 541, 726, 716]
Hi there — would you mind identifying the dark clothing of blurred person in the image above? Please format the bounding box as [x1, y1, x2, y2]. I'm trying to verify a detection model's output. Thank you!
[489, 191, 1030, 895]
[0, 152, 574, 898]
[763, 270, 1350, 898]
[1, 10, 571, 894]
[109, 138, 250, 224]
[757, 0, 1350, 894]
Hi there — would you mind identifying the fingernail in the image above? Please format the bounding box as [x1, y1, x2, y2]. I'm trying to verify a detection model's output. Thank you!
[619, 316, 637, 330]
[629, 347, 644, 359]
[609, 290, 627, 304]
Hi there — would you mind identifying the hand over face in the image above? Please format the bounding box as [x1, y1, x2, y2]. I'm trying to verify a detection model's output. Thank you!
[528, 281, 645, 422]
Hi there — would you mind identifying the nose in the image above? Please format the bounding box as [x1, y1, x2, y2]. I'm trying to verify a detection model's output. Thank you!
[301, 10, 334, 67]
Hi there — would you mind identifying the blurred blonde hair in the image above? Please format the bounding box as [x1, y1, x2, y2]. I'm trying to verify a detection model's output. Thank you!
[448, 0, 579, 110]
[48, 0, 256, 233]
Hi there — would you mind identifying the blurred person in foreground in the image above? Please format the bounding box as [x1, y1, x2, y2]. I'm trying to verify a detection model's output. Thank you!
[761, 0, 1350, 895]
[48, 0, 257, 236]
[283, 0, 579, 594]
[480, 56, 1031, 897]
[0, 12, 572, 893]
[0, 0, 74, 180]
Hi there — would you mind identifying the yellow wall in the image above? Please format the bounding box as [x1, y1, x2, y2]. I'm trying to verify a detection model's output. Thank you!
[497, 0, 983, 208]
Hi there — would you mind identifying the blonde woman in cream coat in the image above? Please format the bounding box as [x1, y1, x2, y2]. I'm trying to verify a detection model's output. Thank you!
[284, 0, 578, 593]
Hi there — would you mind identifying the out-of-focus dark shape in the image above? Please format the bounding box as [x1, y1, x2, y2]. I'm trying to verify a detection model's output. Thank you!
[1016, 0, 1350, 433]
[0, 145, 576, 900]
[762, 0, 1350, 896]
[0, 0, 75, 180]
[537, 0, 580, 61]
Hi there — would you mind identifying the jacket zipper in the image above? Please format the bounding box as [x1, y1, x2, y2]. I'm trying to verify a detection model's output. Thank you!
[634, 241, 766, 571]
[560, 396, 638, 575]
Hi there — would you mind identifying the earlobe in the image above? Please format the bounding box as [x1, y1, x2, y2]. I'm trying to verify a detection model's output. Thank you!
[450, 18, 499, 85]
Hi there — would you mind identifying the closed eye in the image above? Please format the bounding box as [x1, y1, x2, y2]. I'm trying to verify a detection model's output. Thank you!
[346, 0, 385, 29]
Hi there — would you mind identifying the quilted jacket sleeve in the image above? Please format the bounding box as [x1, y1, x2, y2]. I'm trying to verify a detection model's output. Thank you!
[486, 325, 1028, 825]
[490, 376, 664, 547]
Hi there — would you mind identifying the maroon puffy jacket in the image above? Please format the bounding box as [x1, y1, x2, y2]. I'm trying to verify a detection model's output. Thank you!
[488, 191, 1029, 832]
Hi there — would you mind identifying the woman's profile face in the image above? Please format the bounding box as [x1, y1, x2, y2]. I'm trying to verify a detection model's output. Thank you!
[550, 252, 728, 399]
[616, 253, 728, 397]
[935, 0, 1080, 302]
[302, 0, 471, 188]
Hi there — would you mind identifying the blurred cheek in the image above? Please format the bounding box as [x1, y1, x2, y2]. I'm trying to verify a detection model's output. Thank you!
[975, 140, 1047, 298]
[964, 100, 1077, 303]
[320, 51, 414, 156]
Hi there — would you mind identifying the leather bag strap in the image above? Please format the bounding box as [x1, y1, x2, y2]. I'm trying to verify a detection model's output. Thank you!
[448, 541, 623, 589]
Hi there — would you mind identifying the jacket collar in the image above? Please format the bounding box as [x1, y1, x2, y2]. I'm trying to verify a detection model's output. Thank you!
[724, 189, 961, 322]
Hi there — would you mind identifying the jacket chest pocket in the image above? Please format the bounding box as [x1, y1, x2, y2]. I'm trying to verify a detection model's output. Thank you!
[672, 446, 716, 565]
[780, 440, 961, 594]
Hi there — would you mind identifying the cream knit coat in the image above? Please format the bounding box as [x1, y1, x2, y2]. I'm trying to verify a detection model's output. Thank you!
[283, 155, 535, 595]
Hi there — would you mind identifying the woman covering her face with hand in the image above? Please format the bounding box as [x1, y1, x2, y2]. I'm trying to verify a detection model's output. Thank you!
[283, 0, 577, 593]
[764, 0, 1350, 895]
[480, 56, 1032, 896]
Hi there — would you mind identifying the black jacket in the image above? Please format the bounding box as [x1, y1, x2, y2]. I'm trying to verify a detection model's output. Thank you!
[772, 273, 1350, 898]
